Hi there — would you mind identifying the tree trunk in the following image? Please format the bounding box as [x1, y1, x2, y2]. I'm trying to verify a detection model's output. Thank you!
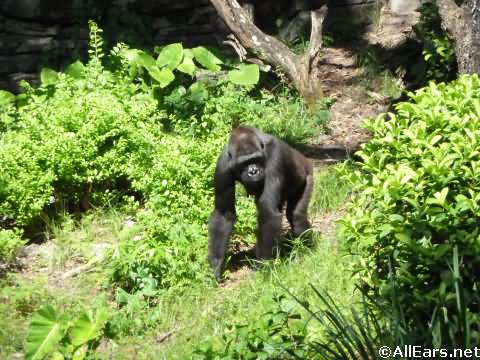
[209, 0, 327, 107]
[437, 0, 480, 74]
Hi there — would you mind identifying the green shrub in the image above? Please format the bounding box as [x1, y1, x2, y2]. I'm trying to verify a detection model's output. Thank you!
[201, 84, 329, 146]
[340, 74, 480, 346]
[0, 229, 25, 264]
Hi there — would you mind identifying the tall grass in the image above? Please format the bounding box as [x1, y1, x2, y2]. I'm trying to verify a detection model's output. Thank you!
[310, 164, 353, 214]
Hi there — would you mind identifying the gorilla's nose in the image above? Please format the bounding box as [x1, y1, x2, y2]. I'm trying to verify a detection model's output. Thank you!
[248, 165, 259, 176]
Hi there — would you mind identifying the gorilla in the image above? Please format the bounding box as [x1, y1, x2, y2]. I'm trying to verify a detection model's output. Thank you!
[208, 126, 313, 281]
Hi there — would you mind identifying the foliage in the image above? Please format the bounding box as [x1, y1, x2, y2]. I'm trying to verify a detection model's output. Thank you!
[0, 228, 25, 264]
[280, 251, 471, 359]
[113, 40, 259, 88]
[0, 90, 16, 134]
[0, 24, 166, 230]
[107, 289, 164, 337]
[310, 164, 353, 214]
[413, 2, 457, 82]
[193, 294, 310, 359]
[286, 285, 399, 360]
[25, 304, 108, 360]
[0, 277, 53, 355]
[181, 231, 356, 360]
[340, 74, 480, 347]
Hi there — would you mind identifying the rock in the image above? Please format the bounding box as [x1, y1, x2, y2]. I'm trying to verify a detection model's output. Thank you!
[389, 0, 422, 15]
[1, 0, 86, 21]
[0, 55, 39, 73]
[7, 73, 40, 92]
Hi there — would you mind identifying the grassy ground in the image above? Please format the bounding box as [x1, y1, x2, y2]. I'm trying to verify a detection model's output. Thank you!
[0, 164, 355, 360]
[109, 234, 357, 359]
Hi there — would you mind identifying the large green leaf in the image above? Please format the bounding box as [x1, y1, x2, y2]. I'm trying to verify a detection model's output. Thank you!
[149, 67, 175, 88]
[25, 305, 68, 360]
[70, 308, 108, 347]
[40, 68, 59, 86]
[177, 57, 196, 76]
[0, 90, 15, 108]
[228, 63, 260, 86]
[183, 48, 194, 59]
[137, 51, 175, 87]
[192, 47, 222, 72]
[123, 49, 141, 65]
[138, 51, 157, 71]
[157, 43, 183, 70]
[65, 61, 85, 79]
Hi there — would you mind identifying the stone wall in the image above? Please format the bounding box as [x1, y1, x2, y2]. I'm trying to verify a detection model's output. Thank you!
[0, 0, 222, 91]
[1, 0, 389, 92]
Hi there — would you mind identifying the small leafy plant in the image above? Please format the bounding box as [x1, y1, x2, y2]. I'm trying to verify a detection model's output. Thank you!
[0, 229, 25, 265]
[193, 294, 310, 359]
[114, 41, 259, 88]
[25, 305, 109, 360]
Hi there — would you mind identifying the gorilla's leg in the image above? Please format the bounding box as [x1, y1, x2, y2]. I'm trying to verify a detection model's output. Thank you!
[256, 186, 283, 259]
[208, 210, 235, 282]
[287, 173, 313, 237]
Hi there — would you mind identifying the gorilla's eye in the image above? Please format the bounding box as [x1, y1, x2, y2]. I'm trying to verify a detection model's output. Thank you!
[228, 152, 232, 160]
[260, 141, 265, 149]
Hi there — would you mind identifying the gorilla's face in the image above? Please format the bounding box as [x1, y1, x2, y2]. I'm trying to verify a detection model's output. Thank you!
[228, 129, 266, 191]
[237, 156, 265, 185]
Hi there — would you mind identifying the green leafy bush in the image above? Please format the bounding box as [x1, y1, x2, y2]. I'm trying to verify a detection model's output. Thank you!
[340, 74, 480, 346]
[196, 84, 328, 145]
[0, 229, 25, 264]
[109, 134, 226, 290]
[0, 22, 165, 229]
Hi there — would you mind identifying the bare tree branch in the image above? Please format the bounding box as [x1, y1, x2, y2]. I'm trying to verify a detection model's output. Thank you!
[304, 6, 328, 79]
[209, 0, 327, 105]
[209, 0, 301, 80]
[223, 34, 247, 61]
[307, 6, 328, 70]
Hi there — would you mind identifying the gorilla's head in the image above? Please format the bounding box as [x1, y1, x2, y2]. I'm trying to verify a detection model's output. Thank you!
[228, 127, 266, 192]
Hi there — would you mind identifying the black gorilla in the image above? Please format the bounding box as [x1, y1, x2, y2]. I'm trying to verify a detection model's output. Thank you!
[208, 126, 313, 281]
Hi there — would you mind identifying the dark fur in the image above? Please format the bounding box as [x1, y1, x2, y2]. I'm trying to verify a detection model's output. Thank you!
[208, 126, 313, 281]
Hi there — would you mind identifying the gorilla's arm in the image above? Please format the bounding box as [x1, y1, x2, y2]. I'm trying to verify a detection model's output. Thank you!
[208, 149, 236, 282]
[256, 140, 284, 259]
